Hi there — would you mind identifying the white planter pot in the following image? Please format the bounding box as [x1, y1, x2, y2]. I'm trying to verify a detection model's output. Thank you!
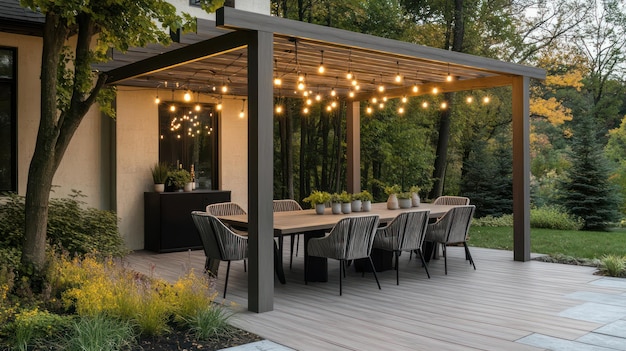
[362, 200, 372, 212]
[387, 194, 399, 210]
[331, 202, 342, 214]
[351, 200, 362, 212]
[398, 198, 412, 209]
[315, 203, 326, 215]
[154, 183, 165, 193]
[183, 182, 193, 192]
[341, 203, 352, 214]
[411, 192, 421, 207]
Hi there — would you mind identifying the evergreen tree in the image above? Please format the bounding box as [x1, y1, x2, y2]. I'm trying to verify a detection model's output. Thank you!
[560, 114, 621, 230]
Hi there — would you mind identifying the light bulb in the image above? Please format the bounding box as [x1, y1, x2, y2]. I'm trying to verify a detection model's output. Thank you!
[306, 99, 313, 105]
[382, 96, 388, 102]
[372, 97, 378, 104]
[422, 101, 428, 108]
[303, 107, 309, 114]
[155, 96, 160, 104]
[349, 91, 355, 98]
[483, 96, 490, 104]
[315, 94, 322, 101]
[366, 106, 373, 114]
[239, 110, 245, 118]
[402, 96, 407, 103]
[441, 101, 448, 109]
[221, 85, 228, 93]
[378, 84, 385, 93]
[195, 104, 201, 111]
[395, 74, 402, 83]
[297, 82, 306, 90]
[346, 71, 353, 80]
[398, 106, 405, 114]
[217, 103, 222, 111]
[318, 64, 325, 74]
[446, 74, 453, 82]
[184, 91, 191, 101]
[170, 105, 176, 112]
[330, 88, 336, 97]
[326, 105, 332, 111]
[351, 79, 357, 86]
[274, 77, 282, 86]
[298, 73, 305, 82]
[466, 96, 473, 103]
[275, 105, 283, 113]
[432, 87, 439, 94]
[378, 103, 384, 109]
[331, 101, 337, 108]
[412, 85, 418, 93]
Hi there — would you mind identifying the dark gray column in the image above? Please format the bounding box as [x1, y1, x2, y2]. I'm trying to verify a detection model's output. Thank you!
[346, 101, 361, 193]
[247, 30, 274, 312]
[512, 76, 531, 261]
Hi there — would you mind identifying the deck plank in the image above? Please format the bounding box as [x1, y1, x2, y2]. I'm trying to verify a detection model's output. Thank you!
[125, 243, 623, 351]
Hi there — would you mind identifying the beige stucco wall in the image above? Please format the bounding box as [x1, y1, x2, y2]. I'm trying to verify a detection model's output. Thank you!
[219, 98, 248, 211]
[1, 31, 106, 210]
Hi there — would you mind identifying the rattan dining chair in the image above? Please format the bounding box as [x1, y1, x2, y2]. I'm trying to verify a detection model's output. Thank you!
[424, 205, 476, 274]
[205, 202, 247, 273]
[273, 199, 303, 270]
[373, 210, 431, 284]
[306, 215, 381, 295]
[433, 196, 470, 206]
[191, 211, 248, 298]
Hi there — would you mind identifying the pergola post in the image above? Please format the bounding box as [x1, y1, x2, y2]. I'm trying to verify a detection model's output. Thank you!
[512, 76, 531, 261]
[247, 29, 274, 312]
[346, 101, 360, 193]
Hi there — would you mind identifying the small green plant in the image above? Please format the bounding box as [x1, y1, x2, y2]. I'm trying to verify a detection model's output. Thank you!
[599, 254, 626, 277]
[329, 192, 342, 203]
[384, 184, 401, 196]
[339, 191, 351, 203]
[530, 205, 583, 230]
[6, 308, 73, 351]
[63, 314, 136, 351]
[397, 192, 411, 199]
[150, 162, 170, 184]
[168, 169, 192, 189]
[409, 186, 420, 194]
[302, 190, 331, 206]
[353, 190, 373, 202]
[186, 305, 235, 341]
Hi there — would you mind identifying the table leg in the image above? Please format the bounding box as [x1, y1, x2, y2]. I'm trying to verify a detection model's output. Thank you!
[274, 240, 286, 284]
[304, 230, 328, 282]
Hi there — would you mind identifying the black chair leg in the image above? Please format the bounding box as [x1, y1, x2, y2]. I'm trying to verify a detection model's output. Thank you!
[464, 242, 476, 270]
[368, 257, 381, 290]
[339, 260, 343, 296]
[289, 234, 295, 270]
[224, 261, 231, 298]
[443, 244, 448, 275]
[395, 251, 400, 285]
[243, 259, 247, 272]
[417, 249, 430, 278]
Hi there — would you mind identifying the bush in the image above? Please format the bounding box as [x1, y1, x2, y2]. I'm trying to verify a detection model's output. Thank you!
[3, 308, 73, 350]
[63, 314, 136, 351]
[186, 305, 235, 341]
[473, 205, 583, 230]
[530, 205, 583, 230]
[0, 191, 127, 268]
[598, 255, 626, 277]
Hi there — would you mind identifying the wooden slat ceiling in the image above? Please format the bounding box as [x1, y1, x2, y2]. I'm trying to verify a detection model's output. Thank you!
[98, 19, 509, 101]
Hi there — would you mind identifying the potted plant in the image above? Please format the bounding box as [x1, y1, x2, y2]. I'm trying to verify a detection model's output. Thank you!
[339, 191, 352, 214]
[168, 169, 192, 192]
[330, 192, 342, 214]
[354, 190, 373, 212]
[303, 190, 331, 215]
[397, 191, 412, 209]
[150, 162, 169, 193]
[409, 185, 421, 207]
[384, 184, 401, 210]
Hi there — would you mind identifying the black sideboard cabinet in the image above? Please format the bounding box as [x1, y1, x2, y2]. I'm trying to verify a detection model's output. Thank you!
[144, 190, 231, 252]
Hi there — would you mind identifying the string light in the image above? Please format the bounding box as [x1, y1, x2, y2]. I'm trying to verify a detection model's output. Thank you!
[346, 50, 353, 80]
[432, 87, 439, 94]
[466, 96, 474, 103]
[378, 75, 385, 93]
[395, 61, 402, 83]
[303, 106, 309, 114]
[318, 50, 325, 74]
[441, 101, 448, 109]
[194, 91, 201, 111]
[398, 106, 405, 114]
[273, 59, 282, 86]
[239, 99, 245, 118]
[155, 85, 160, 104]
[183, 90, 191, 102]
[422, 101, 429, 108]
[412, 84, 418, 93]
[446, 63, 453, 82]
[401, 96, 407, 103]
[216, 96, 223, 111]
[483, 96, 490, 104]
[366, 103, 373, 114]
[348, 90, 355, 98]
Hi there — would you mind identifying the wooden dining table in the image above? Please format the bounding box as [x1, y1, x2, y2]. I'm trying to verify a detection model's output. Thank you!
[218, 202, 458, 283]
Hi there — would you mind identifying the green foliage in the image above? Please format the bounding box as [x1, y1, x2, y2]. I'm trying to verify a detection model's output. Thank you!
[186, 305, 235, 341]
[384, 184, 401, 196]
[168, 169, 192, 189]
[0, 192, 126, 267]
[472, 214, 514, 227]
[302, 190, 331, 206]
[352, 190, 373, 202]
[338, 191, 351, 203]
[329, 192, 342, 203]
[63, 314, 136, 351]
[4, 308, 73, 351]
[150, 162, 170, 184]
[530, 205, 583, 230]
[559, 114, 621, 230]
[598, 255, 626, 277]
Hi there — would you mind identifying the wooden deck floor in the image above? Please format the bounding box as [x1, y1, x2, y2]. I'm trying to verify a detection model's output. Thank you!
[125, 242, 623, 351]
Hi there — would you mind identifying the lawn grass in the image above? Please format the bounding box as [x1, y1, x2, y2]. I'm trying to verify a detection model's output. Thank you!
[469, 226, 626, 259]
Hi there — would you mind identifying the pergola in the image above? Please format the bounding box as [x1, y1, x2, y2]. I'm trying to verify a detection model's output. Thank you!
[103, 7, 545, 313]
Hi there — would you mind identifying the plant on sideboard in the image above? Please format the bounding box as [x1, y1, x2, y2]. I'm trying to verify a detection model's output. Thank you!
[168, 169, 191, 191]
[150, 162, 169, 192]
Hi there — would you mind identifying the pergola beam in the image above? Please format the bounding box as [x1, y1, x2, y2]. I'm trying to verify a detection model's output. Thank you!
[104, 30, 250, 85]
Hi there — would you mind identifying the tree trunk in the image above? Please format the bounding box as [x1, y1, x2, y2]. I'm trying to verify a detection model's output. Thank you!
[429, 0, 465, 199]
